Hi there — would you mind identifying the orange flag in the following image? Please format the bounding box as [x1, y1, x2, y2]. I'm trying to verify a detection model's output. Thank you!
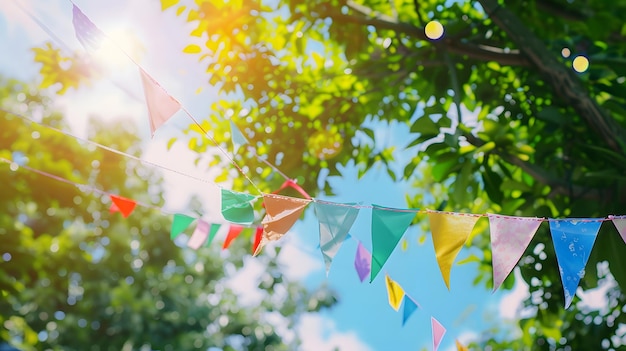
[109, 194, 137, 218]
[254, 194, 311, 255]
[428, 211, 479, 289]
[223, 225, 244, 249]
[139, 68, 181, 136]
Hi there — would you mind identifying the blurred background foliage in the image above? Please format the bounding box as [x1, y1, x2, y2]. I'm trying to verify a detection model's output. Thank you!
[0, 76, 335, 350]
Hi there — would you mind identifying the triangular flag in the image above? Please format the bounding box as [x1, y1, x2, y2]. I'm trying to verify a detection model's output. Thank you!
[204, 223, 221, 247]
[72, 5, 104, 51]
[431, 317, 446, 351]
[385, 274, 405, 311]
[223, 225, 244, 249]
[252, 226, 263, 254]
[402, 296, 419, 326]
[371, 205, 416, 282]
[171, 214, 195, 239]
[221, 189, 257, 225]
[354, 241, 371, 282]
[109, 194, 137, 218]
[254, 194, 311, 255]
[549, 218, 602, 308]
[428, 211, 479, 289]
[610, 215, 626, 243]
[230, 120, 249, 154]
[314, 201, 360, 275]
[455, 340, 469, 351]
[109, 201, 119, 213]
[488, 214, 543, 291]
[187, 219, 210, 250]
[139, 68, 181, 136]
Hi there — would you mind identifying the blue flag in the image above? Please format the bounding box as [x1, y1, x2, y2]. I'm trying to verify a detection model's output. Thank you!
[314, 201, 360, 275]
[549, 219, 602, 308]
[402, 296, 419, 326]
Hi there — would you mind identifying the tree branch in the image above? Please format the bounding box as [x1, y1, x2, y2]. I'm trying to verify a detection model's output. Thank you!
[463, 133, 606, 201]
[478, 0, 626, 154]
[326, 1, 530, 66]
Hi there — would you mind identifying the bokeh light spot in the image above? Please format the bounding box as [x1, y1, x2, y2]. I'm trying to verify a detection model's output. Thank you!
[425, 20, 444, 40]
[561, 47, 571, 58]
[573, 55, 589, 73]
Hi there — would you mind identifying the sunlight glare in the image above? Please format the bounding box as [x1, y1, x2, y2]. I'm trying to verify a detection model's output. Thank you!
[94, 28, 144, 69]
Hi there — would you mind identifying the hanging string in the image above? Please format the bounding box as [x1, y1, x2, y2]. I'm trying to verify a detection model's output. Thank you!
[10, 1, 618, 221]
[67, 0, 273, 195]
[0, 108, 218, 186]
[0, 156, 161, 212]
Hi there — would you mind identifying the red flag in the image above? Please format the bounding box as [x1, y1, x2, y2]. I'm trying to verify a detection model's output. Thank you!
[139, 68, 181, 136]
[252, 226, 263, 254]
[223, 225, 244, 249]
[109, 194, 137, 218]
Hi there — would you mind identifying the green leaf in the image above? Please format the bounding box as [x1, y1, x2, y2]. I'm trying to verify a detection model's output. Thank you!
[161, 0, 179, 11]
[183, 44, 202, 54]
[432, 158, 457, 182]
[410, 116, 440, 135]
[457, 254, 480, 265]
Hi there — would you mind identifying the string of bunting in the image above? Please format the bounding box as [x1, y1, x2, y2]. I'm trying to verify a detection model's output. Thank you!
[7, 2, 624, 349]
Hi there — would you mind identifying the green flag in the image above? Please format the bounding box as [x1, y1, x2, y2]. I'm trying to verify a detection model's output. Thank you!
[221, 189, 257, 225]
[371, 205, 415, 282]
[170, 214, 195, 239]
[203, 223, 221, 247]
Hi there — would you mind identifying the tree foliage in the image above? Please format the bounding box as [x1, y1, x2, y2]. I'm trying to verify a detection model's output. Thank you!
[157, 0, 626, 349]
[28, 0, 626, 349]
[0, 76, 335, 350]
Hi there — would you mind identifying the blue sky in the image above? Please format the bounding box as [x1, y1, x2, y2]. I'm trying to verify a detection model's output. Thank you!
[0, 1, 534, 350]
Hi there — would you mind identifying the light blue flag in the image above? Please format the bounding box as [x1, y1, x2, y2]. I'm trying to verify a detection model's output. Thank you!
[549, 218, 602, 308]
[230, 120, 249, 154]
[371, 205, 416, 282]
[314, 201, 360, 275]
[402, 296, 419, 326]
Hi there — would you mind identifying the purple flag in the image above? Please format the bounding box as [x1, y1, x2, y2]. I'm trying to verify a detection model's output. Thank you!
[72, 5, 104, 51]
[354, 241, 371, 282]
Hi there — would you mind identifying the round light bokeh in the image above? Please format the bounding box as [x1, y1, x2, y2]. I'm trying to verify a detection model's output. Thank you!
[425, 20, 444, 40]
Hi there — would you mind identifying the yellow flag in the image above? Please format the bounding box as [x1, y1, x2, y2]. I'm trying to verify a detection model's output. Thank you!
[456, 339, 469, 351]
[385, 274, 404, 311]
[428, 211, 479, 289]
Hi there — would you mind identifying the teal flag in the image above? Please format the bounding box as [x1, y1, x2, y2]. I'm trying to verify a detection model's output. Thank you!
[203, 224, 221, 247]
[221, 189, 256, 225]
[230, 120, 249, 154]
[371, 205, 415, 282]
[170, 214, 195, 239]
[314, 201, 360, 275]
[549, 218, 602, 308]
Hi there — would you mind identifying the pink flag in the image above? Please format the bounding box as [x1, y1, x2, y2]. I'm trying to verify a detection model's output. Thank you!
[187, 219, 210, 250]
[139, 68, 181, 136]
[488, 214, 543, 291]
[431, 316, 446, 351]
[610, 215, 626, 243]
